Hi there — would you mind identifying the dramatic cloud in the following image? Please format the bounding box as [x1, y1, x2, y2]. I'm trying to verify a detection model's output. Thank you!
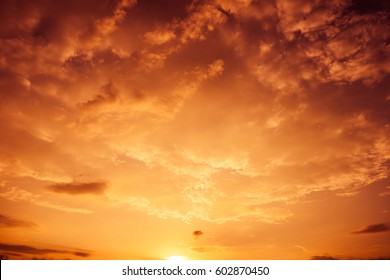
[47, 181, 107, 195]
[352, 223, 390, 234]
[0, 0, 389, 260]
[0, 214, 36, 228]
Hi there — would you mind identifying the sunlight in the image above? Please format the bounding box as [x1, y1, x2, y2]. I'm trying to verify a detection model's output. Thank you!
[167, 256, 185, 261]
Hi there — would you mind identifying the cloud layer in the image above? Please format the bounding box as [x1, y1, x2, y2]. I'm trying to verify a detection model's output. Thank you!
[0, 0, 389, 259]
[47, 181, 107, 195]
[352, 223, 389, 234]
[0, 243, 91, 259]
[0, 214, 36, 228]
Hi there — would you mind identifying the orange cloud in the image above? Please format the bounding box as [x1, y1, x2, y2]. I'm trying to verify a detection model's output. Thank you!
[47, 181, 107, 195]
[0, 214, 37, 228]
[193, 230, 204, 239]
[0, 187, 93, 214]
[310, 255, 338, 260]
[0, 243, 91, 258]
[0, 0, 389, 260]
[352, 223, 390, 234]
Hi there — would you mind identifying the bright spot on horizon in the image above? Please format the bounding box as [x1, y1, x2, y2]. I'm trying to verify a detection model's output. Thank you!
[167, 256, 185, 261]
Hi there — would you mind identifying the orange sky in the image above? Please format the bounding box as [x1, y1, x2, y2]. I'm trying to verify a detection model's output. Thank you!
[0, 0, 390, 260]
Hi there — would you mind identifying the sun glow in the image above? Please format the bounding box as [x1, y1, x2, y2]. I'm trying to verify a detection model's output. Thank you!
[167, 256, 185, 261]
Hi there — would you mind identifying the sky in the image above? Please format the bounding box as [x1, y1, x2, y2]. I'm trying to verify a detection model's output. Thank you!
[0, 0, 389, 260]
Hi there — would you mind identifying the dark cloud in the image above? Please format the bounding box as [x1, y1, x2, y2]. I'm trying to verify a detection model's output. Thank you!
[0, 243, 91, 259]
[348, 0, 390, 14]
[0, 252, 22, 258]
[311, 254, 390, 260]
[128, 0, 191, 25]
[82, 81, 119, 108]
[310, 255, 338, 260]
[193, 230, 203, 239]
[369, 256, 390, 260]
[352, 223, 390, 234]
[47, 181, 107, 195]
[73, 251, 91, 257]
[0, 214, 37, 228]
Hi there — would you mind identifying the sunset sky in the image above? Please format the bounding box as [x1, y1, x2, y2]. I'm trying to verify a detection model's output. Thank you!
[1, 0, 390, 260]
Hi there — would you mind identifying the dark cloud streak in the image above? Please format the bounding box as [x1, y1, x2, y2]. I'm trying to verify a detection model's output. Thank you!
[310, 255, 338, 260]
[0, 243, 92, 258]
[47, 181, 107, 195]
[0, 214, 37, 228]
[352, 223, 389, 234]
[83, 81, 119, 108]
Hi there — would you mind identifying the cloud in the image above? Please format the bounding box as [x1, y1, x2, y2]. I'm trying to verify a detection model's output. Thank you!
[113, 195, 203, 224]
[73, 251, 91, 257]
[82, 81, 119, 108]
[113, 192, 292, 224]
[47, 181, 107, 195]
[0, 0, 390, 260]
[144, 29, 176, 45]
[0, 252, 23, 259]
[189, 245, 227, 254]
[348, 0, 390, 14]
[134, 0, 249, 72]
[379, 186, 390, 197]
[0, 1, 389, 264]
[0, 243, 91, 258]
[190, 246, 209, 253]
[310, 254, 390, 260]
[35, 201, 93, 214]
[83, 0, 137, 48]
[0, 214, 37, 228]
[193, 230, 204, 239]
[0, 187, 93, 214]
[310, 255, 338, 260]
[352, 223, 390, 234]
[369, 256, 390, 260]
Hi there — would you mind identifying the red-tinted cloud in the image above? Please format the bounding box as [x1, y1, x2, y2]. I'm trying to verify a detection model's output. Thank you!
[352, 223, 389, 234]
[0, 243, 91, 258]
[47, 181, 107, 195]
[0, 0, 389, 260]
[0, 214, 37, 228]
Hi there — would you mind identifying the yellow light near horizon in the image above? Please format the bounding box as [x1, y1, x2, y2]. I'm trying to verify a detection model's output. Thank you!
[167, 256, 185, 261]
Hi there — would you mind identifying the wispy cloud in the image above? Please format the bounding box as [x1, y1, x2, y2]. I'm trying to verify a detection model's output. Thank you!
[0, 243, 92, 258]
[310, 255, 338, 260]
[379, 186, 390, 197]
[189, 245, 229, 254]
[0, 214, 37, 228]
[0, 187, 93, 214]
[352, 223, 390, 234]
[47, 181, 107, 195]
